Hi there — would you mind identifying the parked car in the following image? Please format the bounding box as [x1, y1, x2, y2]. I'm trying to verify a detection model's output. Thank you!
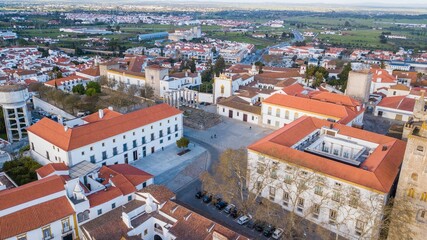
[263, 224, 275, 237]
[272, 228, 284, 239]
[230, 208, 239, 218]
[246, 219, 255, 229]
[203, 194, 212, 203]
[195, 191, 206, 199]
[254, 221, 265, 232]
[224, 204, 235, 214]
[237, 214, 252, 225]
[215, 200, 228, 210]
[212, 197, 222, 206]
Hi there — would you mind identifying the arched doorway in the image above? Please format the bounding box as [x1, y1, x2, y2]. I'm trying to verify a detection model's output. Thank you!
[154, 234, 162, 240]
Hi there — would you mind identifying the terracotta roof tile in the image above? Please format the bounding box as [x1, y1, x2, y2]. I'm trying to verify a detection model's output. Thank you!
[27, 104, 182, 151]
[218, 96, 261, 115]
[138, 185, 175, 204]
[0, 196, 75, 239]
[36, 163, 69, 178]
[87, 186, 123, 207]
[377, 96, 415, 112]
[106, 164, 153, 187]
[0, 175, 65, 210]
[82, 108, 122, 123]
[248, 117, 406, 193]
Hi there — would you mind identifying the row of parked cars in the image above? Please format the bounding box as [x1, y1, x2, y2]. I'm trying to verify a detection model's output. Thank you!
[195, 191, 284, 239]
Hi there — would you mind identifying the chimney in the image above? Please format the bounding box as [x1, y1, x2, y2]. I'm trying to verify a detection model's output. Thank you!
[98, 109, 104, 119]
[108, 106, 113, 111]
[64, 126, 68, 132]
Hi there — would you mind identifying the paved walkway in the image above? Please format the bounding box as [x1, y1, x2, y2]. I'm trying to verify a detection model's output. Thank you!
[185, 116, 274, 151]
[131, 142, 207, 189]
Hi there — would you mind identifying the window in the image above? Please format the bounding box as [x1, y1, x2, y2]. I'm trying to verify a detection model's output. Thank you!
[411, 173, 418, 181]
[112, 203, 116, 209]
[343, 152, 349, 158]
[276, 108, 280, 117]
[113, 147, 118, 156]
[283, 192, 289, 206]
[31, 142, 34, 150]
[62, 218, 71, 233]
[17, 234, 27, 240]
[46, 151, 50, 160]
[90, 146, 93, 151]
[142, 137, 146, 144]
[421, 192, 427, 202]
[417, 145, 424, 152]
[133, 140, 137, 148]
[333, 149, 339, 155]
[257, 162, 266, 174]
[123, 135, 126, 139]
[284, 174, 292, 184]
[133, 131, 135, 136]
[102, 142, 105, 147]
[175, 124, 178, 132]
[297, 198, 304, 212]
[267, 119, 271, 124]
[332, 191, 341, 202]
[294, 112, 299, 120]
[267, 107, 272, 115]
[220, 85, 225, 94]
[408, 188, 415, 198]
[314, 185, 323, 196]
[275, 121, 280, 127]
[329, 209, 337, 224]
[355, 219, 365, 236]
[42, 226, 52, 239]
[159, 130, 163, 138]
[312, 204, 320, 219]
[285, 110, 289, 119]
[151, 133, 155, 141]
[102, 151, 107, 160]
[349, 196, 359, 208]
[144, 229, 148, 236]
[98, 209, 102, 215]
[123, 143, 128, 152]
[271, 166, 278, 179]
[167, 127, 171, 134]
[90, 155, 95, 163]
[269, 186, 276, 201]
[113, 139, 116, 143]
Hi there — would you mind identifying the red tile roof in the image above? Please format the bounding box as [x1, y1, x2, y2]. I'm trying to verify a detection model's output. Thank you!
[310, 92, 361, 108]
[263, 94, 363, 124]
[87, 186, 123, 207]
[27, 104, 182, 151]
[79, 66, 100, 77]
[36, 163, 69, 178]
[248, 117, 406, 193]
[82, 109, 122, 123]
[372, 69, 396, 83]
[106, 164, 153, 187]
[45, 75, 88, 87]
[0, 175, 65, 210]
[377, 96, 415, 112]
[0, 196, 75, 239]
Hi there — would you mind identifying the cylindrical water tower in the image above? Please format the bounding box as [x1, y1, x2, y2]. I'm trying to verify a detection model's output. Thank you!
[0, 85, 30, 142]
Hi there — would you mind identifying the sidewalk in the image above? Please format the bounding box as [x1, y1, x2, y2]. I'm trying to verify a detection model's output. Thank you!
[131, 142, 207, 187]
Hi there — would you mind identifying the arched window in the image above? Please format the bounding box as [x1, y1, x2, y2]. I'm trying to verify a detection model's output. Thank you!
[267, 107, 272, 115]
[285, 110, 289, 119]
[276, 108, 280, 117]
[421, 192, 427, 202]
[77, 212, 84, 223]
[411, 173, 418, 181]
[408, 188, 415, 198]
[154, 223, 163, 234]
[220, 85, 225, 94]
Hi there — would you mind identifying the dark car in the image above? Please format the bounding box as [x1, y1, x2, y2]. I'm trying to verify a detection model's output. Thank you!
[230, 208, 239, 218]
[212, 197, 222, 206]
[254, 221, 265, 232]
[246, 220, 255, 229]
[263, 224, 275, 237]
[203, 194, 212, 203]
[195, 191, 206, 199]
[215, 200, 228, 210]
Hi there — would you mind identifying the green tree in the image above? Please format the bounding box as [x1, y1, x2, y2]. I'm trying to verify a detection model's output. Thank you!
[85, 88, 97, 96]
[72, 84, 85, 95]
[176, 137, 190, 150]
[189, 59, 196, 73]
[2, 156, 42, 186]
[214, 56, 226, 77]
[86, 81, 101, 93]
